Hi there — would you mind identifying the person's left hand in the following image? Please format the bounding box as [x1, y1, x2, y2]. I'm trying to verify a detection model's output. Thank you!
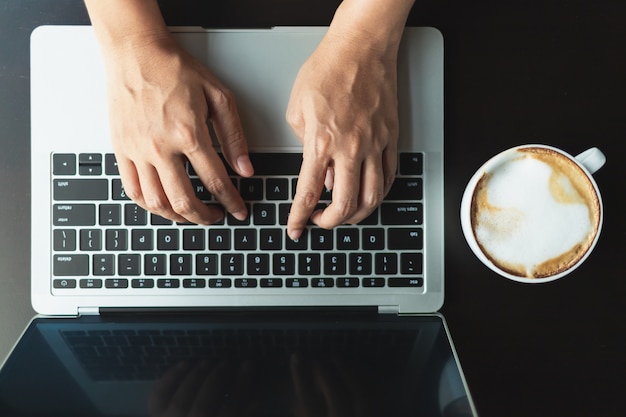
[285, 28, 399, 240]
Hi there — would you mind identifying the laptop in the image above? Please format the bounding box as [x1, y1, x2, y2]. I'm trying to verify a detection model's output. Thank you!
[0, 26, 477, 416]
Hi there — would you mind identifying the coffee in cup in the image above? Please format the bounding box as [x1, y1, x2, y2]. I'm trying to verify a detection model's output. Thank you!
[460, 145, 605, 282]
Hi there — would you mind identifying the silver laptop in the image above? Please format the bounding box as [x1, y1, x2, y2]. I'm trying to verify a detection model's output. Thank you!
[30, 25, 444, 315]
[1, 25, 476, 416]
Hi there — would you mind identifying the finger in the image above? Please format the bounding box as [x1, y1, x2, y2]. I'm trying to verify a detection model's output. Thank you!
[344, 155, 385, 225]
[205, 84, 254, 178]
[115, 157, 145, 207]
[158, 157, 225, 225]
[187, 143, 248, 221]
[310, 157, 361, 229]
[382, 142, 398, 196]
[133, 162, 190, 224]
[287, 148, 327, 240]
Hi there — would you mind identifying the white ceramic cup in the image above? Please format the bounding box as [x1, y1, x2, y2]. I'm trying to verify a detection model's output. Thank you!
[460, 144, 605, 283]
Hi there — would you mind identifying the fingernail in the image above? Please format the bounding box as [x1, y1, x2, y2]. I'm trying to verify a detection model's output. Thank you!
[288, 229, 302, 241]
[237, 155, 253, 176]
[233, 210, 248, 221]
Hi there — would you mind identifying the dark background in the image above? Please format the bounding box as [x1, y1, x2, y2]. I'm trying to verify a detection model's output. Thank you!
[1, 1, 625, 416]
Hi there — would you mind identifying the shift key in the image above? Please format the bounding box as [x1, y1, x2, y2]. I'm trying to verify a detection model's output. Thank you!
[53, 179, 108, 201]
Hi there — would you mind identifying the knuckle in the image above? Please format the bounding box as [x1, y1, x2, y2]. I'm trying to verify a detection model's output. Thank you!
[204, 177, 230, 197]
[332, 198, 358, 219]
[170, 198, 195, 217]
[363, 191, 384, 210]
[294, 190, 320, 209]
[143, 194, 169, 214]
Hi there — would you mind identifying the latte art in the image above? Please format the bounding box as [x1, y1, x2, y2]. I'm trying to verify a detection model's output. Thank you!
[470, 147, 601, 278]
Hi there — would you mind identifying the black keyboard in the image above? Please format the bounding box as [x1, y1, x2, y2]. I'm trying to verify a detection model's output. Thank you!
[51, 152, 424, 291]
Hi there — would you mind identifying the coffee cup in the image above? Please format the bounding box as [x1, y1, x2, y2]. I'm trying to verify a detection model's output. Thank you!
[460, 144, 605, 283]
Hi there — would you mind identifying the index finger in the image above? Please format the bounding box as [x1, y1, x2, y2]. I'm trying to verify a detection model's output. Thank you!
[287, 149, 328, 240]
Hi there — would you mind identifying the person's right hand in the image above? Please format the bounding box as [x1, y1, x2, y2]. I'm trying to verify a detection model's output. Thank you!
[104, 34, 253, 224]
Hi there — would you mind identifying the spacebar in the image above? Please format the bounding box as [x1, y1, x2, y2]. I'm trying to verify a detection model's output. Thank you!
[248, 153, 303, 175]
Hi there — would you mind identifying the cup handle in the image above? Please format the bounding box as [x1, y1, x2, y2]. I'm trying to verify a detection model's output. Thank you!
[575, 147, 606, 174]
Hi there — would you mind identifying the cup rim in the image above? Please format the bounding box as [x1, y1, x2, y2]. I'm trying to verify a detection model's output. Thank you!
[460, 144, 604, 283]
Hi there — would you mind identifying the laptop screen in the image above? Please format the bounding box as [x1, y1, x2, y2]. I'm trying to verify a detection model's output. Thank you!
[0, 314, 473, 417]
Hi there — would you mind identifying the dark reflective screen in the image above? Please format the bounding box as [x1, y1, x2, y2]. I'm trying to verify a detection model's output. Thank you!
[0, 314, 474, 417]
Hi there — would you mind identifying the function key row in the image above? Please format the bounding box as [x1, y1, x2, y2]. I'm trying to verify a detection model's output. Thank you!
[53, 276, 424, 290]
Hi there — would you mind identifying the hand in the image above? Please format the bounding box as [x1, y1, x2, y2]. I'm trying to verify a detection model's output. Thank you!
[105, 35, 253, 225]
[285, 27, 399, 240]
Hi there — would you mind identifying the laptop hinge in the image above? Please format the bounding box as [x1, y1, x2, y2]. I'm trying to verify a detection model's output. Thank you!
[77, 307, 100, 315]
[377, 305, 400, 315]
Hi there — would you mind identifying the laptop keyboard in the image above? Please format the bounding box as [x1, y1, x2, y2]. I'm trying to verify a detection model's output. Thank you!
[51, 152, 424, 291]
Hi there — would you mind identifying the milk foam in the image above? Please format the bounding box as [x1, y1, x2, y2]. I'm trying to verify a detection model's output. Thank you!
[472, 154, 596, 277]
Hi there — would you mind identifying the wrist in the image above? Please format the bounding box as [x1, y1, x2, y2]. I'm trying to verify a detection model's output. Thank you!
[329, 0, 415, 52]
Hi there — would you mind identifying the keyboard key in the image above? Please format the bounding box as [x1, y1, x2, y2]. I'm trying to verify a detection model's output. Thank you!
[286, 229, 308, 250]
[53, 179, 107, 201]
[157, 279, 180, 288]
[388, 228, 423, 250]
[119, 254, 140, 276]
[52, 255, 89, 277]
[191, 178, 212, 200]
[100, 204, 122, 226]
[337, 228, 359, 250]
[53, 154, 76, 175]
[209, 229, 231, 250]
[259, 229, 282, 250]
[221, 254, 243, 275]
[375, 253, 398, 275]
[286, 278, 308, 288]
[132, 230, 153, 250]
[248, 153, 302, 175]
[312, 277, 334, 288]
[349, 253, 372, 275]
[235, 278, 258, 288]
[362, 277, 385, 287]
[53, 204, 96, 226]
[336, 277, 360, 288]
[132, 278, 154, 288]
[196, 254, 218, 275]
[399, 152, 423, 175]
[111, 179, 129, 200]
[183, 278, 205, 288]
[106, 229, 128, 251]
[93, 254, 115, 275]
[362, 228, 384, 250]
[324, 253, 346, 275]
[381, 203, 423, 225]
[105, 153, 119, 175]
[266, 178, 289, 200]
[157, 229, 179, 250]
[53, 278, 77, 288]
[80, 278, 103, 289]
[125, 204, 148, 225]
[54, 229, 76, 251]
[260, 278, 283, 288]
[145, 254, 166, 275]
[80, 229, 102, 251]
[298, 254, 320, 275]
[208, 278, 232, 288]
[240, 178, 263, 200]
[247, 254, 269, 275]
[385, 178, 423, 201]
[170, 254, 192, 275]
[388, 277, 423, 287]
[253, 204, 276, 225]
[151, 214, 173, 226]
[183, 229, 205, 250]
[273, 253, 295, 275]
[401, 253, 423, 274]
[311, 228, 333, 250]
[105, 278, 129, 289]
[234, 229, 256, 250]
